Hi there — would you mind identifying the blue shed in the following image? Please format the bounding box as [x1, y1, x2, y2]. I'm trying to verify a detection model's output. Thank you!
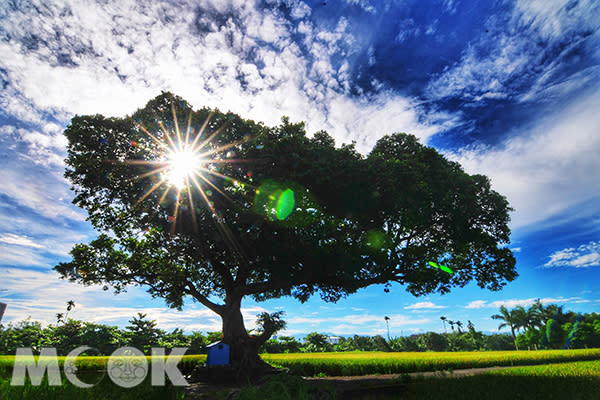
[206, 341, 230, 366]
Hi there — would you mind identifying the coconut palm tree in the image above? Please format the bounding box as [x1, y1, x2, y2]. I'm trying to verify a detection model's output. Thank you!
[526, 299, 545, 330]
[549, 305, 574, 325]
[491, 305, 522, 350]
[440, 316, 447, 333]
[448, 320, 455, 332]
[384, 316, 391, 341]
[512, 306, 529, 334]
[456, 320, 463, 334]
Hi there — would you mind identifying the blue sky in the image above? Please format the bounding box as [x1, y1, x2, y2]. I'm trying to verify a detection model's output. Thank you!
[0, 0, 599, 338]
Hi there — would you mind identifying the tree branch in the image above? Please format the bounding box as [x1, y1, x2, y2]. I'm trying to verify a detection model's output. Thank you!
[184, 283, 224, 315]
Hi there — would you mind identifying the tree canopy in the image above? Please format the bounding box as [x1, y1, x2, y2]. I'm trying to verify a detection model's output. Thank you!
[55, 92, 517, 372]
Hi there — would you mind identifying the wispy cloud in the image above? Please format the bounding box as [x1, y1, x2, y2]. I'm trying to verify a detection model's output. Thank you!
[0, 267, 269, 332]
[445, 89, 600, 230]
[468, 297, 588, 309]
[0, 0, 450, 157]
[0, 234, 44, 249]
[545, 241, 600, 268]
[465, 300, 487, 309]
[404, 301, 447, 310]
[426, 0, 600, 106]
[287, 312, 429, 328]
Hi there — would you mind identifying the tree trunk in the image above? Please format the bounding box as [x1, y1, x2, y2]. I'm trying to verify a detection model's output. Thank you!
[511, 328, 519, 351]
[219, 296, 279, 381]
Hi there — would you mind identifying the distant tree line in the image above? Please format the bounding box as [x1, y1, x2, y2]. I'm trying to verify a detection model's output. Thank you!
[490, 300, 600, 350]
[2, 301, 598, 356]
[0, 314, 514, 355]
[261, 327, 515, 353]
[0, 312, 216, 356]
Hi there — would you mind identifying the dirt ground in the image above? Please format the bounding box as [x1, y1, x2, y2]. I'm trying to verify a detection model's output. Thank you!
[184, 364, 526, 399]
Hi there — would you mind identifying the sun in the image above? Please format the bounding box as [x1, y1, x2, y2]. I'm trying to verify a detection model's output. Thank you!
[163, 148, 203, 189]
[126, 101, 253, 240]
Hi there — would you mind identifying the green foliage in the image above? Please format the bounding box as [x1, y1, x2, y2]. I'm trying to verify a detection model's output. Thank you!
[260, 336, 302, 354]
[187, 332, 208, 354]
[417, 332, 448, 352]
[0, 319, 47, 355]
[206, 331, 224, 344]
[255, 311, 286, 337]
[489, 301, 600, 351]
[125, 313, 164, 354]
[303, 332, 331, 352]
[388, 336, 421, 352]
[482, 334, 515, 351]
[159, 328, 190, 350]
[238, 373, 335, 400]
[54, 93, 517, 364]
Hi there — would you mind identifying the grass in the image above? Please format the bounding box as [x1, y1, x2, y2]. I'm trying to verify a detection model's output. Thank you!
[0, 354, 206, 377]
[1, 350, 600, 399]
[261, 348, 600, 376]
[0, 373, 186, 400]
[399, 360, 600, 400]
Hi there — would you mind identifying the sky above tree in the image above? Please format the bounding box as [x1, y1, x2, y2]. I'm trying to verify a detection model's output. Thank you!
[0, 0, 598, 337]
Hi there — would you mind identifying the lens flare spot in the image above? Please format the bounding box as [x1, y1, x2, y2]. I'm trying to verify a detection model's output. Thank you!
[276, 189, 295, 220]
[428, 261, 454, 274]
[364, 230, 389, 250]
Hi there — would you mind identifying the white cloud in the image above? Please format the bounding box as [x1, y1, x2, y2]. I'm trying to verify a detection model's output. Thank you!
[345, 0, 376, 14]
[427, 0, 600, 104]
[0, 162, 86, 223]
[466, 296, 590, 309]
[0, 267, 269, 332]
[0, 0, 450, 160]
[0, 246, 49, 268]
[512, 0, 600, 41]
[286, 312, 429, 329]
[425, 34, 530, 101]
[445, 89, 600, 229]
[490, 297, 584, 308]
[465, 300, 487, 309]
[545, 241, 600, 268]
[404, 301, 447, 310]
[0, 234, 44, 249]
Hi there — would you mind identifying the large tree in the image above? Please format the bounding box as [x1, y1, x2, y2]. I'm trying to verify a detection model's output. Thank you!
[55, 93, 516, 374]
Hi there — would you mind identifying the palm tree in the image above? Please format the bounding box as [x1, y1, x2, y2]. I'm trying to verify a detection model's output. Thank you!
[491, 305, 522, 350]
[384, 316, 391, 341]
[456, 320, 463, 334]
[512, 306, 529, 334]
[448, 320, 455, 332]
[440, 316, 447, 333]
[64, 300, 76, 321]
[550, 305, 574, 325]
[526, 299, 545, 330]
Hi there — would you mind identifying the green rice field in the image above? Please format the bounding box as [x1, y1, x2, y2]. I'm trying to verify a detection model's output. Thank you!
[1, 350, 599, 399]
[261, 348, 600, 376]
[399, 360, 600, 400]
